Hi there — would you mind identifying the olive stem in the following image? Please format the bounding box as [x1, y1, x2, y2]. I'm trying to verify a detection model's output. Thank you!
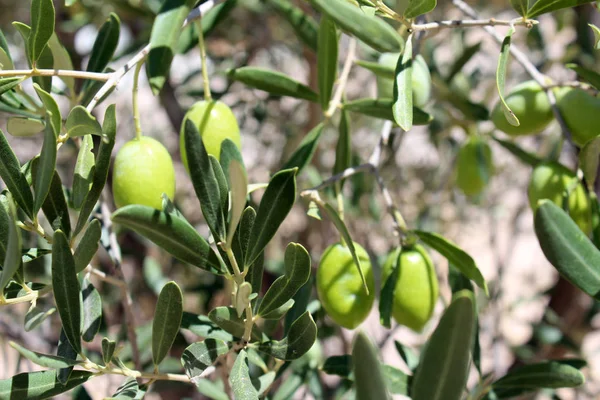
[196, 19, 213, 102]
[325, 39, 357, 119]
[0, 69, 110, 81]
[411, 17, 537, 32]
[132, 57, 145, 140]
[0, 285, 52, 306]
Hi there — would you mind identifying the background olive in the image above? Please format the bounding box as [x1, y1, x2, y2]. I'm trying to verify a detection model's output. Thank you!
[316, 242, 375, 330]
[491, 80, 553, 136]
[376, 53, 432, 107]
[112, 136, 176, 210]
[455, 136, 493, 197]
[555, 87, 600, 147]
[528, 161, 592, 235]
[382, 245, 439, 332]
[180, 100, 241, 170]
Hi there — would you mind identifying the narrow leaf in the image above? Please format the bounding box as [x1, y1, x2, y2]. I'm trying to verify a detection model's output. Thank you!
[208, 307, 262, 342]
[266, 0, 318, 51]
[66, 105, 103, 137]
[74, 219, 101, 273]
[496, 27, 520, 127]
[41, 170, 71, 236]
[353, 332, 390, 400]
[510, 0, 529, 17]
[566, 63, 600, 91]
[0, 129, 34, 217]
[393, 33, 413, 131]
[47, 33, 75, 96]
[181, 312, 235, 342]
[9, 341, 82, 369]
[492, 135, 542, 167]
[257, 311, 317, 360]
[228, 67, 319, 102]
[0, 194, 22, 292]
[33, 83, 61, 135]
[0, 370, 93, 399]
[33, 116, 57, 213]
[181, 339, 230, 382]
[227, 160, 248, 246]
[152, 281, 184, 366]
[102, 337, 117, 364]
[29, 0, 55, 64]
[229, 350, 259, 399]
[404, 0, 437, 19]
[282, 123, 324, 173]
[6, 117, 45, 137]
[527, 0, 595, 18]
[81, 13, 120, 95]
[81, 277, 102, 342]
[492, 361, 584, 397]
[317, 15, 338, 110]
[72, 135, 95, 209]
[580, 136, 600, 190]
[344, 98, 432, 125]
[333, 109, 352, 181]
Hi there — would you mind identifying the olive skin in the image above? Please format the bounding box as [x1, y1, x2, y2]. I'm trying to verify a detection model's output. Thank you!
[555, 87, 600, 147]
[376, 53, 432, 107]
[382, 245, 439, 332]
[316, 242, 375, 330]
[180, 100, 241, 170]
[491, 80, 553, 136]
[112, 136, 176, 210]
[528, 162, 592, 235]
[456, 136, 493, 197]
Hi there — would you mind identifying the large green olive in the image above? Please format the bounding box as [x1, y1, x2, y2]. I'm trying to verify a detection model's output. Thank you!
[455, 136, 493, 197]
[376, 53, 432, 107]
[555, 87, 600, 147]
[528, 161, 592, 235]
[316, 242, 375, 330]
[491, 80, 553, 136]
[112, 136, 176, 210]
[180, 100, 241, 170]
[382, 245, 439, 332]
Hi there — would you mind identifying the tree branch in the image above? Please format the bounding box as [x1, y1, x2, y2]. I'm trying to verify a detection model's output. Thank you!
[412, 17, 536, 32]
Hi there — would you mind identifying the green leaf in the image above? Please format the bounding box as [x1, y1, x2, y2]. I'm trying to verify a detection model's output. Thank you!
[74, 219, 101, 273]
[580, 136, 600, 190]
[74, 105, 116, 236]
[352, 332, 390, 400]
[52, 230, 82, 354]
[491, 361, 585, 397]
[0, 49, 14, 71]
[72, 135, 95, 209]
[47, 33, 75, 96]
[227, 67, 319, 102]
[0, 370, 93, 399]
[29, 0, 55, 64]
[6, 117, 45, 137]
[310, 0, 403, 53]
[379, 249, 399, 328]
[33, 116, 57, 214]
[152, 281, 184, 366]
[322, 355, 353, 377]
[24, 305, 56, 331]
[40, 170, 71, 236]
[566, 63, 600, 90]
[491, 135, 542, 167]
[383, 364, 409, 395]
[147, 0, 195, 94]
[496, 27, 520, 127]
[404, 0, 437, 19]
[258, 243, 311, 318]
[356, 60, 395, 80]
[589, 24, 600, 50]
[227, 160, 248, 246]
[9, 341, 82, 369]
[0, 194, 22, 292]
[257, 311, 317, 360]
[282, 123, 324, 174]
[81, 277, 102, 342]
[210, 156, 230, 223]
[445, 42, 482, 83]
[181, 339, 230, 382]
[178, 0, 238, 54]
[0, 77, 24, 97]
[0, 197, 8, 263]
[266, 0, 318, 51]
[333, 109, 352, 186]
[0, 129, 34, 217]
[317, 15, 338, 110]
[112, 205, 225, 274]
[510, 0, 529, 16]
[184, 120, 226, 240]
[195, 379, 229, 400]
[208, 306, 262, 341]
[534, 200, 600, 299]
[414, 230, 488, 295]
[527, 0, 595, 18]
[57, 329, 77, 384]
[393, 33, 413, 131]
[66, 105, 103, 137]
[233, 207, 263, 300]
[81, 13, 120, 95]
[229, 350, 259, 400]
[344, 98, 432, 125]
[245, 168, 297, 267]
[102, 337, 117, 364]
[108, 378, 145, 399]
[33, 83, 61, 135]
[21, 248, 51, 264]
[411, 290, 476, 400]
[181, 312, 235, 342]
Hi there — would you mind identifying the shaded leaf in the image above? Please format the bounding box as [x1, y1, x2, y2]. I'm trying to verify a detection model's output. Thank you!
[580, 136, 600, 190]
[257, 311, 317, 360]
[265, 0, 318, 51]
[47, 33, 75, 96]
[65, 106, 103, 137]
[74, 219, 101, 273]
[282, 123, 324, 174]
[229, 350, 259, 399]
[24, 305, 55, 331]
[0, 129, 34, 217]
[0, 194, 22, 292]
[393, 33, 413, 131]
[72, 135, 95, 209]
[317, 15, 338, 110]
[181, 311, 235, 342]
[344, 98, 432, 125]
[0, 370, 93, 399]
[152, 281, 184, 366]
[33, 116, 57, 213]
[81, 278, 102, 342]
[181, 339, 230, 382]
[81, 13, 120, 95]
[208, 306, 262, 342]
[7, 117, 45, 137]
[353, 332, 390, 400]
[492, 135, 542, 167]
[527, 0, 595, 18]
[40, 170, 71, 236]
[228, 67, 319, 102]
[404, 0, 437, 18]
[496, 27, 520, 127]
[9, 341, 82, 369]
[33, 83, 61, 135]
[102, 337, 117, 364]
[29, 0, 55, 64]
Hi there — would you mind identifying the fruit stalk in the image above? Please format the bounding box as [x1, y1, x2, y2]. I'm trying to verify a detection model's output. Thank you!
[196, 18, 212, 102]
[132, 57, 145, 140]
[411, 17, 536, 32]
[0, 69, 110, 80]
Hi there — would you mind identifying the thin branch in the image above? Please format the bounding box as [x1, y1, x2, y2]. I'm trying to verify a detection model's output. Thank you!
[0, 69, 110, 81]
[325, 39, 357, 118]
[412, 18, 536, 32]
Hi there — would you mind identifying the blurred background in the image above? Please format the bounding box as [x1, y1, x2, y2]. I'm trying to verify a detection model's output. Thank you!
[1, 0, 600, 398]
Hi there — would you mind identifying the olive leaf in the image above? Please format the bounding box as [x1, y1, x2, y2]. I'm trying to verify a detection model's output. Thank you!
[527, 0, 595, 18]
[257, 311, 317, 360]
[0, 129, 34, 218]
[81, 277, 102, 342]
[182, 339, 230, 383]
[0, 194, 22, 292]
[72, 135, 95, 209]
[29, 0, 55, 64]
[344, 98, 432, 125]
[74, 219, 101, 273]
[393, 33, 413, 131]
[265, 0, 318, 51]
[229, 350, 259, 399]
[0, 370, 93, 399]
[317, 15, 338, 110]
[9, 341, 82, 369]
[228, 67, 319, 102]
[496, 26, 520, 127]
[152, 281, 184, 366]
[81, 13, 120, 95]
[404, 0, 437, 18]
[353, 332, 390, 400]
[33, 114, 57, 214]
[65, 106, 103, 137]
[282, 123, 324, 174]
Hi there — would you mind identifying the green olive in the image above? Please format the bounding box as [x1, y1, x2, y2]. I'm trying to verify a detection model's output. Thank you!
[376, 53, 432, 107]
[382, 245, 439, 332]
[180, 100, 241, 170]
[316, 242, 375, 330]
[491, 80, 553, 136]
[528, 161, 592, 235]
[112, 136, 176, 210]
[455, 136, 493, 197]
[555, 87, 600, 147]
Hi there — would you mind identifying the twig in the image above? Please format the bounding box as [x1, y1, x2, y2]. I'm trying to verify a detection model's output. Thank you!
[84, 265, 127, 289]
[411, 18, 536, 32]
[0, 69, 109, 81]
[325, 39, 357, 118]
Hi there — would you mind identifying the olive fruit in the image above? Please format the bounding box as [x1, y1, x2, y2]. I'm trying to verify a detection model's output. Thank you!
[528, 161, 592, 235]
[180, 100, 241, 170]
[455, 136, 493, 197]
[382, 245, 439, 332]
[555, 87, 600, 147]
[112, 136, 176, 210]
[316, 242, 375, 329]
[376, 53, 432, 107]
[491, 80, 553, 136]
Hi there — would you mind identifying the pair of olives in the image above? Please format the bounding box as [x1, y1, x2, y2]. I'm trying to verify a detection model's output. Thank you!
[112, 101, 241, 210]
[316, 241, 439, 332]
[492, 80, 600, 147]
